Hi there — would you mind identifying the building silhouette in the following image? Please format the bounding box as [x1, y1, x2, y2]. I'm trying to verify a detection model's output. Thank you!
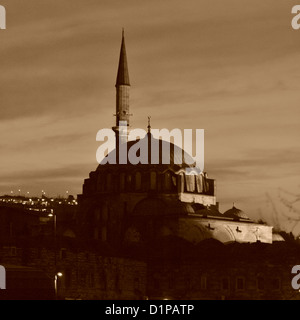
[78, 31, 273, 247]
[0, 32, 299, 300]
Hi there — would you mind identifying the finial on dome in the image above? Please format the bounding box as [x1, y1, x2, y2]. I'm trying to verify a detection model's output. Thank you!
[147, 116, 151, 133]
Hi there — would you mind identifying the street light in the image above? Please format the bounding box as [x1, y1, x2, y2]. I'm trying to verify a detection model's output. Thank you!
[54, 272, 63, 300]
[48, 212, 57, 239]
[48, 212, 57, 283]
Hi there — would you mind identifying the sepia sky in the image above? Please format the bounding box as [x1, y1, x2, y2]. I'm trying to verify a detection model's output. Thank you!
[0, 0, 300, 229]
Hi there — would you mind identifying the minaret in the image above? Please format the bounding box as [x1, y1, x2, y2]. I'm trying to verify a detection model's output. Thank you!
[113, 29, 131, 143]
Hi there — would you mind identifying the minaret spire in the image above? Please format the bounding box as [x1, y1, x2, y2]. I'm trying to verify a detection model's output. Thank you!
[116, 29, 130, 87]
[114, 29, 131, 130]
[113, 30, 131, 160]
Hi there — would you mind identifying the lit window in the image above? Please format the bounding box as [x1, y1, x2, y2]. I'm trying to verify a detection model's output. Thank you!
[196, 175, 203, 193]
[185, 175, 195, 192]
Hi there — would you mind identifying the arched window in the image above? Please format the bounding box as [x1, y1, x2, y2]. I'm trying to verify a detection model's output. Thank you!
[120, 173, 125, 191]
[126, 174, 133, 191]
[177, 173, 185, 193]
[186, 174, 195, 192]
[196, 174, 203, 193]
[135, 172, 142, 191]
[150, 171, 157, 190]
[164, 172, 171, 191]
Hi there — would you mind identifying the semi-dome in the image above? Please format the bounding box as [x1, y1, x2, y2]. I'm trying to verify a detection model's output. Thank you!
[272, 233, 285, 242]
[223, 205, 250, 220]
[195, 207, 224, 218]
[97, 133, 199, 173]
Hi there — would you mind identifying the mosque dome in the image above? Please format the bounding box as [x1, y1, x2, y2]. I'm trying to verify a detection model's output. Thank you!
[97, 133, 199, 173]
[223, 205, 250, 220]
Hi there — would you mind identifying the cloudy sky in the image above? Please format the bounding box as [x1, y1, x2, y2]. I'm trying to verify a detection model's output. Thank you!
[0, 0, 299, 230]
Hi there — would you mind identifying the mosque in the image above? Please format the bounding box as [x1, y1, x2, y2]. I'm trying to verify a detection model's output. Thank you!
[77, 31, 273, 248]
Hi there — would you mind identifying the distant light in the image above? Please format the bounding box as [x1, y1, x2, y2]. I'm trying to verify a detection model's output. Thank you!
[57, 272, 63, 277]
[48, 214, 53, 217]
